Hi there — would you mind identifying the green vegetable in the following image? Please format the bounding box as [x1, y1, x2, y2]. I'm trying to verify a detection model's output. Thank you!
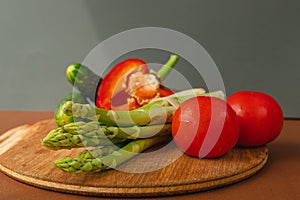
[62, 101, 176, 126]
[42, 127, 125, 150]
[66, 64, 101, 102]
[77, 144, 125, 159]
[54, 92, 88, 127]
[157, 54, 179, 81]
[61, 90, 225, 127]
[53, 135, 170, 173]
[42, 121, 171, 150]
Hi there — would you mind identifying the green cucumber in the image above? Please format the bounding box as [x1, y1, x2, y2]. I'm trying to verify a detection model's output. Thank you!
[55, 92, 88, 126]
[66, 64, 101, 102]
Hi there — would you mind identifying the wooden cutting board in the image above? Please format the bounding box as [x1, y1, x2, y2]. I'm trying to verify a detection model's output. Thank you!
[0, 119, 268, 197]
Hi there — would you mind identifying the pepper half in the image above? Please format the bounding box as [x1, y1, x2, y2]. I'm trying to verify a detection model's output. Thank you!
[96, 55, 178, 110]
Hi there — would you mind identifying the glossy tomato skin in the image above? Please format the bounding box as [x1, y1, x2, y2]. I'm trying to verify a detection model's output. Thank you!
[227, 91, 284, 147]
[172, 96, 239, 158]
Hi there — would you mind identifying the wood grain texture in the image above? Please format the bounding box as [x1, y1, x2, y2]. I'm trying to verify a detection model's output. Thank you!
[0, 119, 268, 197]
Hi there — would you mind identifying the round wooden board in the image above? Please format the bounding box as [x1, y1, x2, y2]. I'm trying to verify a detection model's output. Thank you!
[0, 119, 268, 197]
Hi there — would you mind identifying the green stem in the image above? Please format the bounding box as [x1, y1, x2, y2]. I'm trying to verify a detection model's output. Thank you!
[61, 90, 224, 126]
[157, 55, 179, 81]
[62, 101, 176, 126]
[77, 145, 125, 159]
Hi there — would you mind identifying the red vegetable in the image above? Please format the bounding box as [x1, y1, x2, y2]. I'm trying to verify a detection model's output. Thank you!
[172, 96, 239, 158]
[96, 58, 174, 110]
[227, 91, 284, 147]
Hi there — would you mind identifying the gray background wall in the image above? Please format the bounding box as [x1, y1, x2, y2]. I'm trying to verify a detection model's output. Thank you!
[0, 0, 299, 118]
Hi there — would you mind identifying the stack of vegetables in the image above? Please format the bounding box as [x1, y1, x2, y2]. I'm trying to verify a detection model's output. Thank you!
[42, 55, 223, 173]
[42, 54, 284, 174]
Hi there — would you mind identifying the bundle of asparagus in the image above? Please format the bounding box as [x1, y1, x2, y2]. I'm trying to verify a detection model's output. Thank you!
[42, 89, 224, 173]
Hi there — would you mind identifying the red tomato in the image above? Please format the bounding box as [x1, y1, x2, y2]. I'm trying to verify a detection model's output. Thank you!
[227, 91, 284, 147]
[172, 96, 239, 158]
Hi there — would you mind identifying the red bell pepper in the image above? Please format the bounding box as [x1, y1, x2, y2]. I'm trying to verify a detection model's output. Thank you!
[96, 55, 178, 110]
[96, 58, 147, 110]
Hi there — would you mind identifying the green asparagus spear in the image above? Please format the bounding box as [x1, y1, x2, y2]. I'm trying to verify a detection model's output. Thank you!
[77, 145, 124, 159]
[42, 121, 171, 150]
[61, 90, 224, 126]
[62, 101, 176, 126]
[54, 135, 170, 173]
[42, 126, 127, 150]
[63, 121, 171, 139]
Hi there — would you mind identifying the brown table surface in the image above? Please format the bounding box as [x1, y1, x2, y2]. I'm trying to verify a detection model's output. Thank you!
[0, 110, 299, 200]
